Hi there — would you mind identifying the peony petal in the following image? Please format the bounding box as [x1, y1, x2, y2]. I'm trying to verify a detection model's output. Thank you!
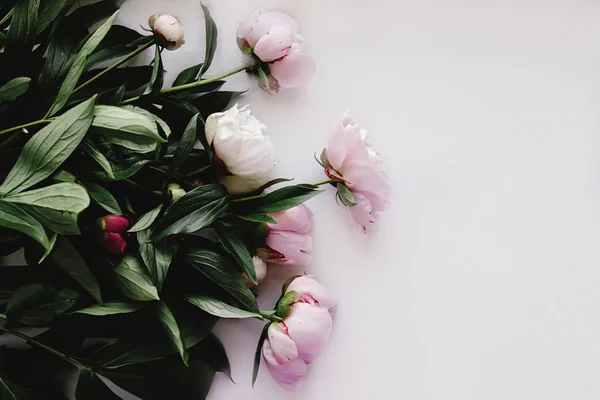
[265, 231, 312, 266]
[350, 192, 376, 233]
[286, 275, 338, 312]
[254, 25, 294, 62]
[267, 204, 313, 234]
[238, 10, 298, 48]
[263, 341, 307, 391]
[267, 323, 299, 363]
[220, 175, 265, 195]
[270, 52, 316, 88]
[285, 303, 333, 363]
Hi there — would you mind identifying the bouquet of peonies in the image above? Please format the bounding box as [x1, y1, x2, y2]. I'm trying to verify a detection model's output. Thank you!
[0, 1, 390, 398]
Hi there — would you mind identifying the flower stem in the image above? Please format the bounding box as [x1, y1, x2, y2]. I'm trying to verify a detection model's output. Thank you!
[120, 62, 255, 105]
[313, 179, 337, 187]
[0, 118, 55, 136]
[0, 326, 84, 368]
[73, 39, 156, 94]
[260, 310, 283, 322]
[0, 8, 13, 26]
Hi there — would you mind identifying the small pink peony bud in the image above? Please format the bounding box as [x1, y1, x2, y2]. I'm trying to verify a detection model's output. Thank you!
[243, 256, 268, 288]
[152, 15, 185, 51]
[104, 232, 127, 255]
[98, 214, 130, 233]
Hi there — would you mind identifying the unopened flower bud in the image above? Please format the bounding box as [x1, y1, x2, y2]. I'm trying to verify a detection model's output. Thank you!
[148, 14, 160, 29]
[243, 256, 267, 287]
[152, 15, 185, 51]
[168, 183, 186, 202]
[98, 214, 130, 233]
[104, 232, 127, 255]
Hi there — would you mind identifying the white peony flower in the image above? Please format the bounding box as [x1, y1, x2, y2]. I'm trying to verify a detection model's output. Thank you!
[205, 104, 277, 194]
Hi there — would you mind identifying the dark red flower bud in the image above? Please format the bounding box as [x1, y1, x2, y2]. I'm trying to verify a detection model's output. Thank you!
[98, 214, 130, 233]
[104, 232, 127, 255]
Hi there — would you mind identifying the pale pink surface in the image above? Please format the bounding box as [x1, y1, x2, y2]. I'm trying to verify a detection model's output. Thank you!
[326, 113, 391, 231]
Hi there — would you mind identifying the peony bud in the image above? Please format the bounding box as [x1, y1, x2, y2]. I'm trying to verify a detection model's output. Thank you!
[167, 183, 186, 202]
[257, 204, 313, 266]
[243, 256, 268, 287]
[98, 214, 130, 233]
[104, 232, 127, 255]
[262, 275, 337, 391]
[237, 10, 315, 92]
[152, 15, 185, 51]
[205, 104, 276, 195]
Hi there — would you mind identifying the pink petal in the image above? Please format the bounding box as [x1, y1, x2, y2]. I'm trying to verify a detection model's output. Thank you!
[265, 231, 312, 266]
[267, 322, 299, 363]
[263, 341, 307, 391]
[254, 26, 293, 62]
[286, 276, 338, 312]
[350, 192, 376, 233]
[267, 204, 313, 234]
[285, 303, 333, 363]
[270, 52, 316, 88]
[326, 119, 361, 171]
[238, 10, 298, 48]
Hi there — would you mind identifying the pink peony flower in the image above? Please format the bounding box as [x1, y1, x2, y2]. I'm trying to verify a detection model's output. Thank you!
[104, 232, 127, 255]
[237, 10, 315, 90]
[150, 14, 185, 51]
[98, 214, 130, 233]
[325, 113, 391, 232]
[262, 275, 337, 391]
[258, 205, 313, 265]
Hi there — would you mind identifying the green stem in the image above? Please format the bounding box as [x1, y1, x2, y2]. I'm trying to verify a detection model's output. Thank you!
[0, 8, 13, 26]
[259, 310, 282, 322]
[0, 118, 55, 136]
[73, 39, 155, 94]
[0, 326, 84, 368]
[313, 179, 337, 187]
[120, 62, 255, 105]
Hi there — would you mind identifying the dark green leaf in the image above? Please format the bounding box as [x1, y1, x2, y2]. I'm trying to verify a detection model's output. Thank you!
[248, 177, 294, 197]
[251, 184, 322, 213]
[191, 91, 245, 118]
[337, 182, 357, 206]
[257, 65, 270, 91]
[128, 204, 162, 233]
[47, 11, 118, 116]
[3, 183, 90, 235]
[194, 333, 233, 382]
[37, 0, 67, 34]
[6, 283, 78, 327]
[0, 201, 50, 250]
[0, 374, 52, 400]
[83, 139, 115, 179]
[156, 301, 188, 366]
[252, 323, 270, 387]
[200, 4, 218, 76]
[73, 302, 144, 316]
[151, 184, 230, 240]
[50, 236, 103, 304]
[238, 213, 276, 224]
[137, 228, 177, 290]
[52, 170, 76, 183]
[97, 84, 126, 106]
[0, 96, 96, 195]
[91, 105, 166, 144]
[187, 296, 262, 319]
[86, 35, 153, 70]
[173, 63, 202, 86]
[170, 114, 198, 174]
[143, 44, 163, 96]
[0, 77, 31, 101]
[75, 368, 121, 400]
[90, 141, 152, 182]
[216, 228, 257, 284]
[183, 248, 259, 312]
[167, 80, 224, 99]
[7, 0, 38, 51]
[83, 182, 121, 214]
[114, 255, 159, 302]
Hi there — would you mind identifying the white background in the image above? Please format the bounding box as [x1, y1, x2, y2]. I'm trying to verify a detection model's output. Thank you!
[17, 0, 600, 399]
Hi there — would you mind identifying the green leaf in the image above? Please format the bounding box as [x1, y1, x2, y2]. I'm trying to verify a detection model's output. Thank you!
[253, 184, 322, 213]
[257, 65, 270, 91]
[114, 255, 160, 302]
[0, 32, 6, 47]
[37, 0, 68, 34]
[6, 283, 78, 327]
[200, 4, 218, 77]
[0, 96, 96, 195]
[137, 228, 177, 290]
[83, 181, 121, 214]
[47, 11, 118, 116]
[156, 301, 189, 366]
[128, 204, 162, 233]
[3, 183, 90, 235]
[0, 77, 31, 101]
[191, 91, 245, 118]
[86, 35, 153, 70]
[90, 142, 152, 181]
[173, 63, 202, 86]
[194, 334, 233, 382]
[143, 44, 163, 96]
[183, 248, 259, 312]
[187, 296, 263, 319]
[7, 0, 38, 51]
[170, 114, 198, 174]
[75, 368, 121, 400]
[337, 183, 357, 206]
[151, 184, 230, 240]
[0, 202, 50, 250]
[91, 105, 167, 144]
[97, 83, 126, 106]
[252, 323, 271, 387]
[167, 80, 224, 99]
[122, 105, 171, 139]
[0, 374, 52, 400]
[216, 228, 257, 284]
[83, 139, 115, 179]
[50, 236, 103, 304]
[238, 213, 276, 224]
[73, 302, 144, 316]
[52, 170, 76, 183]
